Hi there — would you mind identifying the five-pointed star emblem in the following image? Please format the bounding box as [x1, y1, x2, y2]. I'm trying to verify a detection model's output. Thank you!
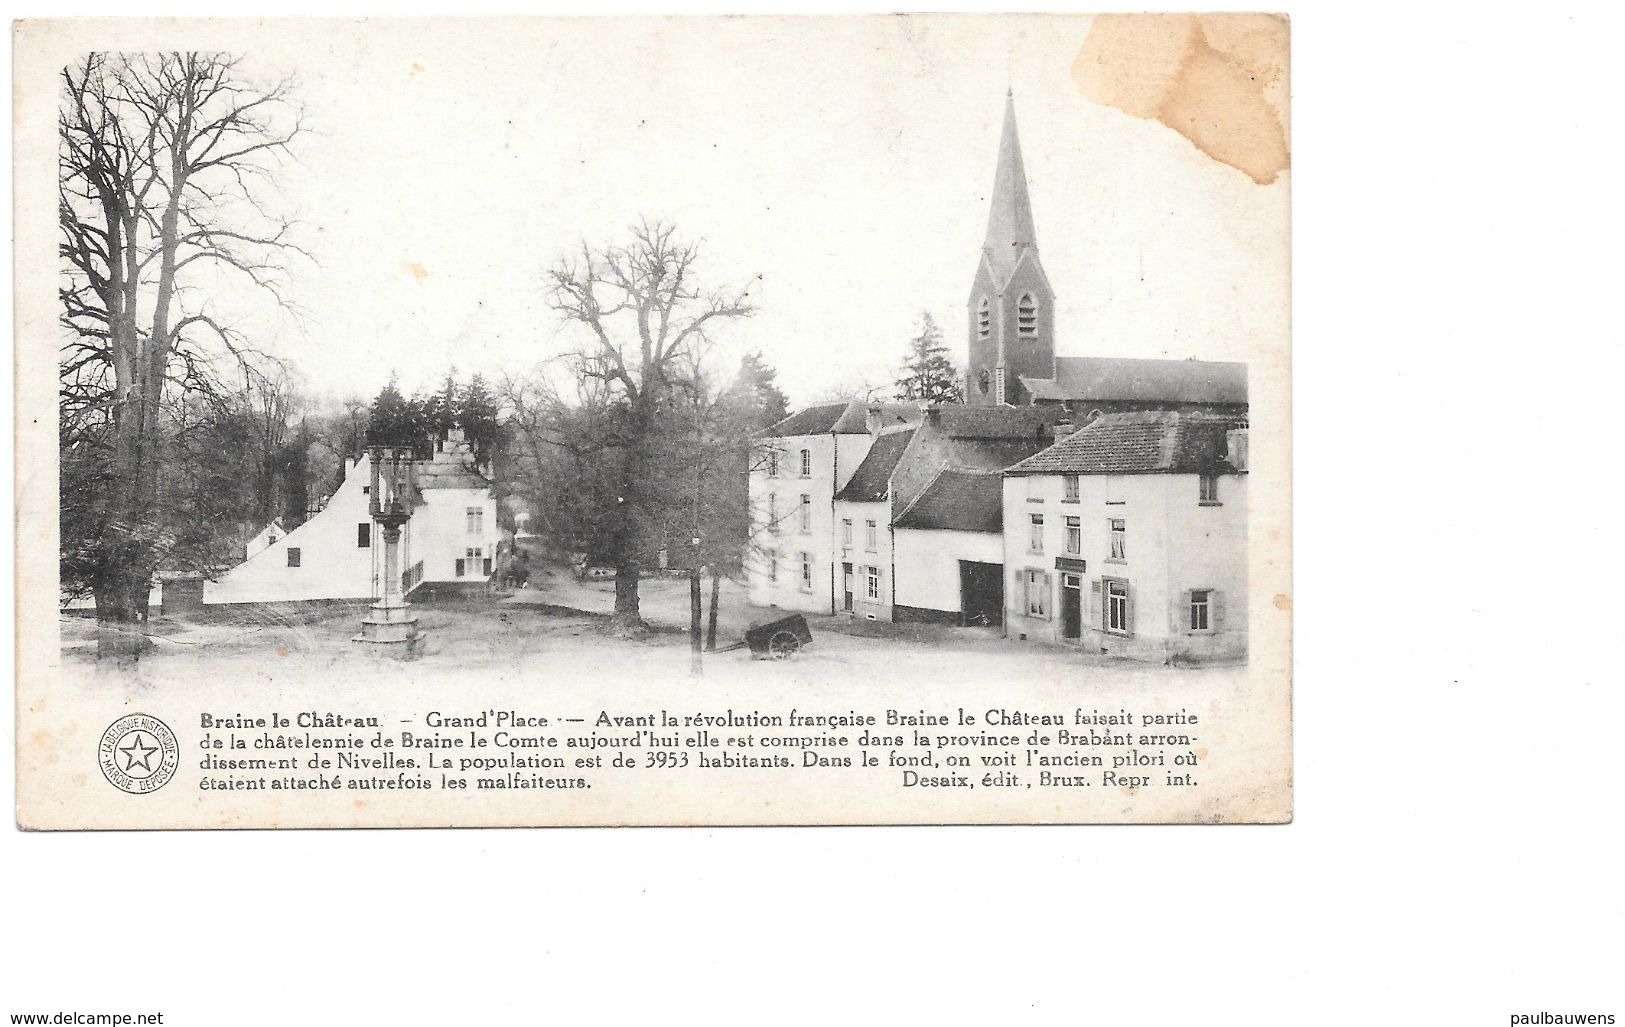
[119, 733, 158, 773]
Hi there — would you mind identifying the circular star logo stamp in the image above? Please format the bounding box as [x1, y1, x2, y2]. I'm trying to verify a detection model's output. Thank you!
[98, 713, 180, 794]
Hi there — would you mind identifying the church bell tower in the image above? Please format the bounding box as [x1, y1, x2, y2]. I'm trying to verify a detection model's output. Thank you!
[966, 91, 1056, 407]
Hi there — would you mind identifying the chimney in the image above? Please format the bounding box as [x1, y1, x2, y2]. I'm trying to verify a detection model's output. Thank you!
[865, 403, 883, 434]
[920, 404, 942, 430]
[1050, 420, 1078, 442]
[1225, 428, 1249, 471]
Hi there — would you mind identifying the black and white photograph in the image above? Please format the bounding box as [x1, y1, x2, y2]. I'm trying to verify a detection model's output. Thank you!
[17, 14, 1292, 829]
[5, 7, 1618, 1025]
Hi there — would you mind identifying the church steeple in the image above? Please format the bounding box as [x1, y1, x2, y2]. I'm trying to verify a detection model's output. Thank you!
[965, 90, 1056, 407]
[982, 89, 1038, 288]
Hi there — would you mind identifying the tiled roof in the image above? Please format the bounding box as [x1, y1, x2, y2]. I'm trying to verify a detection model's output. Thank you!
[1021, 356, 1247, 404]
[936, 404, 1062, 439]
[894, 470, 1004, 533]
[835, 429, 915, 502]
[763, 402, 851, 437]
[831, 401, 921, 434]
[1005, 410, 1247, 475]
[764, 400, 922, 438]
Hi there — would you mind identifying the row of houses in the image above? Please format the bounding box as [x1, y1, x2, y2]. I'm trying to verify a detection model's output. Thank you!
[744, 90, 1249, 664]
[746, 403, 1247, 663]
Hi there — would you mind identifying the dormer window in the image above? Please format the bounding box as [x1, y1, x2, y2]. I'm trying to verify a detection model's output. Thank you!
[1017, 293, 1038, 337]
[977, 296, 990, 339]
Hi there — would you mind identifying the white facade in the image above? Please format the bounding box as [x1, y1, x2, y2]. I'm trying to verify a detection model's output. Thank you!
[205, 444, 498, 607]
[833, 498, 890, 620]
[747, 429, 878, 614]
[892, 528, 1002, 618]
[1001, 470, 1247, 662]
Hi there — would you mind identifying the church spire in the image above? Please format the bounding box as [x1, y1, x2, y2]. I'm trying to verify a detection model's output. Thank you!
[982, 90, 1038, 287]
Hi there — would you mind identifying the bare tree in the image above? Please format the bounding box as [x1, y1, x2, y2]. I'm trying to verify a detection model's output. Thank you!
[59, 52, 307, 658]
[545, 220, 754, 629]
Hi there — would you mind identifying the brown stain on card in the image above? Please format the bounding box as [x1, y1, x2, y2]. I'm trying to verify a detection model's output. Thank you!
[405, 262, 429, 280]
[1072, 13, 1289, 184]
[1272, 593, 1291, 611]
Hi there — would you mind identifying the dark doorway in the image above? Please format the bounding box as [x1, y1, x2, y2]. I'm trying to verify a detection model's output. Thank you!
[842, 563, 854, 612]
[960, 561, 1003, 627]
[1061, 573, 1082, 640]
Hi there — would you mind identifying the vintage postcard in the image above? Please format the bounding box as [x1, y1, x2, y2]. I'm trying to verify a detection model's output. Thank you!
[14, 14, 1291, 828]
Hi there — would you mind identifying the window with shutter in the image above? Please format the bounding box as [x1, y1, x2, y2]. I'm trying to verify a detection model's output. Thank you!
[1024, 569, 1049, 619]
[1188, 589, 1212, 631]
[357, 523, 371, 548]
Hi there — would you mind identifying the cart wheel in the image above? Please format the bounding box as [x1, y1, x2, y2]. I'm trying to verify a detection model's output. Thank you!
[768, 631, 801, 660]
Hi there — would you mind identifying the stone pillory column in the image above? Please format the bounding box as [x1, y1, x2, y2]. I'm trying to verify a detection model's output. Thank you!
[352, 445, 426, 658]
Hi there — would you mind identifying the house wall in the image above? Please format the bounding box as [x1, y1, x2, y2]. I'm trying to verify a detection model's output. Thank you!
[893, 528, 1002, 619]
[410, 487, 499, 584]
[747, 431, 876, 614]
[204, 454, 499, 606]
[834, 499, 892, 621]
[1001, 471, 1247, 663]
[205, 455, 376, 605]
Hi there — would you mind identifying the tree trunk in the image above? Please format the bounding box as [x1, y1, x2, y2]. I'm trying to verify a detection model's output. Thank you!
[94, 565, 154, 662]
[689, 569, 703, 676]
[611, 557, 642, 626]
[705, 570, 721, 651]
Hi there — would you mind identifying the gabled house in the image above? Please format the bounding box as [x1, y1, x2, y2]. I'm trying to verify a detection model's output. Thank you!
[204, 428, 499, 608]
[1002, 411, 1248, 663]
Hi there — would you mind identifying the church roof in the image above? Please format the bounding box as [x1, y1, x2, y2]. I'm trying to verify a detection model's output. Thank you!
[1006, 411, 1247, 476]
[894, 469, 1004, 534]
[982, 92, 1040, 289]
[835, 429, 915, 502]
[1020, 356, 1248, 405]
[935, 404, 1062, 439]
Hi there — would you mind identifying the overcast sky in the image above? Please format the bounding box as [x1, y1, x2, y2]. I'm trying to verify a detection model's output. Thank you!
[146, 16, 1288, 409]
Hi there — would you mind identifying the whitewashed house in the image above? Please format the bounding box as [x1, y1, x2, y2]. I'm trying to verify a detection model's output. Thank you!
[1001, 411, 1248, 663]
[204, 429, 499, 608]
[748, 400, 919, 614]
